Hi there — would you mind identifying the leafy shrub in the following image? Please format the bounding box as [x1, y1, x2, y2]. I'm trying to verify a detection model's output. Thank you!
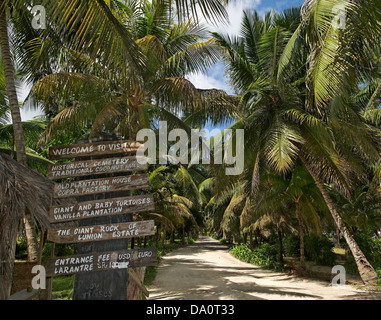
[253, 243, 279, 265]
[42, 242, 76, 261]
[283, 233, 336, 266]
[304, 234, 336, 266]
[230, 243, 282, 270]
[15, 235, 28, 260]
[230, 244, 253, 263]
[283, 234, 300, 257]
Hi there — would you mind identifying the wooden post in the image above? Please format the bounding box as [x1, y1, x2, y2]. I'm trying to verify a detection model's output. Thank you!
[127, 267, 148, 299]
[47, 242, 55, 300]
[47, 134, 156, 300]
[73, 135, 132, 300]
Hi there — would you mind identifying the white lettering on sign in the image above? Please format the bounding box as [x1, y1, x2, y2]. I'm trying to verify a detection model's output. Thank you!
[47, 249, 156, 276]
[48, 220, 154, 243]
[50, 195, 154, 222]
[52, 145, 94, 157]
[49, 157, 146, 179]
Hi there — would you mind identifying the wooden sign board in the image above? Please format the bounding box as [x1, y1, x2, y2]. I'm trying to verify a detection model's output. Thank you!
[47, 220, 155, 244]
[53, 174, 149, 198]
[46, 248, 157, 277]
[49, 140, 141, 160]
[48, 156, 147, 180]
[49, 194, 155, 223]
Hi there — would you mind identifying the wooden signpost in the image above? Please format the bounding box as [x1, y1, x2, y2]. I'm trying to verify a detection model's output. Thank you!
[49, 140, 141, 160]
[47, 220, 155, 244]
[48, 156, 147, 180]
[46, 137, 156, 300]
[49, 194, 155, 223]
[45, 248, 157, 277]
[53, 174, 150, 198]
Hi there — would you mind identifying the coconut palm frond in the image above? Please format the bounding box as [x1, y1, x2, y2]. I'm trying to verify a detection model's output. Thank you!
[41, 0, 147, 74]
[263, 117, 303, 174]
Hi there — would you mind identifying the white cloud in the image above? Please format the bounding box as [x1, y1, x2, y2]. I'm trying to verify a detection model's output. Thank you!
[212, 0, 262, 36]
[187, 62, 235, 94]
[188, 71, 227, 91]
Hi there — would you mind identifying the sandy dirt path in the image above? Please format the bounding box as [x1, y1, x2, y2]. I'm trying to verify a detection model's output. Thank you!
[148, 236, 381, 300]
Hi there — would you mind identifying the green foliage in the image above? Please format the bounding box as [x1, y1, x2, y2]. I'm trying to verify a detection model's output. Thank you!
[283, 234, 300, 257]
[229, 243, 253, 262]
[230, 242, 282, 270]
[252, 243, 279, 267]
[344, 231, 381, 275]
[51, 275, 75, 300]
[15, 235, 28, 260]
[42, 242, 76, 262]
[304, 234, 336, 266]
[283, 233, 336, 266]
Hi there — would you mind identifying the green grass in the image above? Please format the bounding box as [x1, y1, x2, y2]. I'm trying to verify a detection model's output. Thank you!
[51, 275, 75, 300]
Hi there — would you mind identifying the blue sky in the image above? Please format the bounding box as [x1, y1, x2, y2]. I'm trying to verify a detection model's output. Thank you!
[19, 0, 305, 121]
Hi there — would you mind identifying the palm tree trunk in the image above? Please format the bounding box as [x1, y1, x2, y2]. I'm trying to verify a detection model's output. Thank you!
[336, 227, 340, 247]
[277, 229, 284, 264]
[0, 3, 26, 298]
[0, 4, 27, 166]
[295, 201, 305, 266]
[299, 154, 378, 285]
[24, 210, 38, 261]
[0, 217, 19, 300]
[0, 4, 39, 263]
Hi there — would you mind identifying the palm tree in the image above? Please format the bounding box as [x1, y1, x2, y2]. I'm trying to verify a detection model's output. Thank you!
[143, 162, 205, 244]
[0, 0, 27, 165]
[214, 6, 380, 285]
[282, 0, 381, 285]
[264, 165, 330, 265]
[0, 116, 53, 173]
[0, 0, 44, 264]
[27, 0, 237, 144]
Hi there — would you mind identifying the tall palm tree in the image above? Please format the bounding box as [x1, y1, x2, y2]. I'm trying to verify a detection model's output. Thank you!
[0, 0, 27, 165]
[0, 0, 42, 264]
[146, 163, 204, 243]
[281, 0, 381, 285]
[261, 165, 331, 265]
[214, 6, 380, 284]
[27, 0, 237, 144]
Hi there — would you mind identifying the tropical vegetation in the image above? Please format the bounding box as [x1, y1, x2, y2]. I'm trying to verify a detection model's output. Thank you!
[0, 0, 381, 300]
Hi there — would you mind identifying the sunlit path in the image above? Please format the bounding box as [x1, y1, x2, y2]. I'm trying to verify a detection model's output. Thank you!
[149, 237, 381, 300]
